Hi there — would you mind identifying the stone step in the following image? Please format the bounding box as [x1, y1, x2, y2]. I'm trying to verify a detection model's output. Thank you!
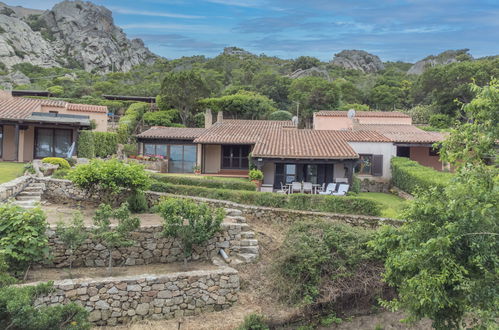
[16, 195, 41, 201]
[240, 239, 258, 247]
[12, 200, 36, 208]
[235, 253, 258, 263]
[23, 186, 43, 191]
[226, 215, 246, 223]
[238, 223, 250, 231]
[27, 183, 45, 188]
[240, 246, 259, 254]
[18, 191, 42, 197]
[240, 231, 255, 239]
[225, 208, 242, 217]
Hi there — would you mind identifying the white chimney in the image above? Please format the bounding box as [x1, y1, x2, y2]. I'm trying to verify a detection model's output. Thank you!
[204, 109, 213, 128]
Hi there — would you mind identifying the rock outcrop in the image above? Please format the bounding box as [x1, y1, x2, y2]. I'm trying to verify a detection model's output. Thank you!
[0, 1, 156, 72]
[223, 46, 253, 56]
[331, 50, 385, 73]
[407, 49, 472, 75]
[287, 67, 331, 81]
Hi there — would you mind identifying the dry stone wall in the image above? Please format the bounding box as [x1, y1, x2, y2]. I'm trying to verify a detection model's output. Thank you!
[0, 175, 32, 202]
[29, 267, 239, 326]
[46, 223, 244, 268]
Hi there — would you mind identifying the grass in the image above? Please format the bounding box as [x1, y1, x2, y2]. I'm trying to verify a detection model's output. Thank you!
[154, 173, 248, 182]
[0, 162, 25, 184]
[358, 192, 410, 219]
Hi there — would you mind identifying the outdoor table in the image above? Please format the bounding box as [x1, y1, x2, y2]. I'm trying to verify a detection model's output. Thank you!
[312, 184, 322, 194]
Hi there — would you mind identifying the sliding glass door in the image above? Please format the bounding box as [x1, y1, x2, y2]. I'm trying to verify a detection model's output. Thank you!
[222, 145, 250, 169]
[169, 145, 197, 173]
[35, 128, 72, 158]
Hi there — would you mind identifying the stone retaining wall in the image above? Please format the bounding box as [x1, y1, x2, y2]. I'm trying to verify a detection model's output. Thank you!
[29, 267, 239, 326]
[359, 178, 390, 193]
[0, 175, 32, 202]
[37, 178, 403, 229]
[46, 224, 244, 268]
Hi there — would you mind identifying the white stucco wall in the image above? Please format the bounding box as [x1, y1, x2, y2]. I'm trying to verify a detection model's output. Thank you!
[347, 142, 396, 180]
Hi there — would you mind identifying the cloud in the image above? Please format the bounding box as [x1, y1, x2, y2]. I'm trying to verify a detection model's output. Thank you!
[108, 6, 204, 19]
[203, 0, 265, 8]
[135, 33, 224, 51]
[121, 23, 226, 34]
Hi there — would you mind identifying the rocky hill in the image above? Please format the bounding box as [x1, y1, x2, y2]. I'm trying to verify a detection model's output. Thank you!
[331, 50, 385, 73]
[407, 49, 473, 75]
[0, 1, 156, 73]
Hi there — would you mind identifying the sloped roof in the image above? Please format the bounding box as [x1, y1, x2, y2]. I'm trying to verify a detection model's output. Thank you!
[66, 103, 108, 113]
[315, 110, 410, 118]
[193, 120, 295, 144]
[353, 124, 445, 143]
[137, 126, 206, 140]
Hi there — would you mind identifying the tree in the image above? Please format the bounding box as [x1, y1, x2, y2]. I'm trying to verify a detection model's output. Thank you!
[253, 71, 291, 108]
[56, 212, 88, 273]
[159, 198, 224, 263]
[291, 56, 321, 71]
[160, 70, 210, 125]
[289, 77, 341, 126]
[199, 91, 277, 120]
[93, 203, 140, 271]
[371, 79, 499, 329]
[269, 110, 293, 121]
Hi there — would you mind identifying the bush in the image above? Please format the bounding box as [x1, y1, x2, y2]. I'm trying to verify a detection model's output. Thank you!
[238, 313, 269, 330]
[0, 204, 48, 273]
[77, 131, 95, 158]
[158, 198, 224, 259]
[65, 158, 77, 167]
[123, 143, 138, 157]
[0, 282, 91, 330]
[127, 191, 148, 213]
[151, 174, 256, 191]
[248, 169, 263, 181]
[143, 110, 184, 127]
[68, 159, 150, 203]
[42, 157, 70, 169]
[51, 168, 70, 179]
[351, 174, 361, 194]
[391, 157, 453, 195]
[429, 114, 453, 128]
[93, 132, 118, 158]
[149, 181, 381, 216]
[268, 110, 293, 121]
[117, 102, 149, 143]
[274, 220, 381, 305]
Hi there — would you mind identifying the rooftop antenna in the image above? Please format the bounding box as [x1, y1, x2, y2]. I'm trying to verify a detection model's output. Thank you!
[347, 108, 356, 119]
[291, 116, 299, 126]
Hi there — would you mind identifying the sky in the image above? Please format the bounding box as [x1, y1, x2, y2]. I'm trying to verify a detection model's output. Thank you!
[6, 0, 499, 62]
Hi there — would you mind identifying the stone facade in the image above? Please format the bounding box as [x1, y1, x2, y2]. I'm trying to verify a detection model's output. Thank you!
[0, 175, 32, 202]
[46, 223, 245, 268]
[29, 267, 239, 326]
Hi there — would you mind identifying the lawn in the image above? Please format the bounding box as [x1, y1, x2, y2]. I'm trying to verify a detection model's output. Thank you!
[358, 192, 410, 219]
[154, 173, 248, 182]
[0, 162, 25, 184]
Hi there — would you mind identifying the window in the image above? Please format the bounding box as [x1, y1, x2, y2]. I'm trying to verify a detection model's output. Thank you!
[429, 147, 439, 157]
[305, 164, 318, 184]
[169, 145, 196, 173]
[355, 154, 373, 175]
[144, 144, 167, 157]
[35, 128, 72, 158]
[0, 126, 3, 158]
[222, 145, 250, 169]
[396, 146, 410, 157]
[284, 164, 296, 184]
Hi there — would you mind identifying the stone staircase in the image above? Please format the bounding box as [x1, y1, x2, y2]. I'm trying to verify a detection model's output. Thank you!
[224, 208, 259, 264]
[13, 182, 45, 209]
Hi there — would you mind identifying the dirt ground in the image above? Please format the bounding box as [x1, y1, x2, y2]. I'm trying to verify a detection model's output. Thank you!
[26, 261, 217, 283]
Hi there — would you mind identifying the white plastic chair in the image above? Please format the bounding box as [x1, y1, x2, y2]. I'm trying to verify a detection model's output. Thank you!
[303, 182, 313, 194]
[332, 184, 349, 196]
[319, 183, 336, 195]
[291, 182, 302, 193]
[276, 182, 288, 194]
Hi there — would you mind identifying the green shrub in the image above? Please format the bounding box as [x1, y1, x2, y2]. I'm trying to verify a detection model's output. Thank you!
[123, 143, 138, 157]
[351, 174, 361, 194]
[55, 212, 88, 271]
[268, 110, 293, 121]
[0, 282, 91, 329]
[237, 313, 269, 330]
[93, 132, 118, 158]
[143, 110, 184, 127]
[127, 191, 148, 213]
[42, 157, 70, 169]
[149, 181, 381, 216]
[117, 102, 149, 143]
[0, 204, 48, 273]
[158, 198, 224, 259]
[248, 169, 263, 181]
[77, 130, 95, 158]
[151, 174, 256, 191]
[429, 114, 453, 128]
[274, 220, 380, 305]
[391, 157, 453, 195]
[68, 159, 150, 204]
[51, 168, 70, 179]
[65, 158, 77, 167]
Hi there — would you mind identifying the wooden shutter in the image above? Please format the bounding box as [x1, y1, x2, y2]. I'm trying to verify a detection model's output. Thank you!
[372, 155, 383, 176]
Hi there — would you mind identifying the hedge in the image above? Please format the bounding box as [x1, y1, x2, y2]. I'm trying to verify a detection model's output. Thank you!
[77, 130, 95, 158]
[391, 157, 453, 195]
[117, 102, 149, 143]
[149, 181, 381, 216]
[151, 174, 257, 191]
[93, 132, 118, 158]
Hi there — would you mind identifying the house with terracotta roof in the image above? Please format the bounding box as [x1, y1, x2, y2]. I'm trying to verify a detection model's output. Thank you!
[136, 110, 398, 188]
[314, 110, 446, 171]
[0, 91, 108, 162]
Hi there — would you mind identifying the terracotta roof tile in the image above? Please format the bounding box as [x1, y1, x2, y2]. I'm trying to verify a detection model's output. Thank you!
[193, 120, 295, 144]
[66, 103, 108, 113]
[137, 126, 206, 140]
[353, 124, 445, 143]
[315, 110, 410, 118]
